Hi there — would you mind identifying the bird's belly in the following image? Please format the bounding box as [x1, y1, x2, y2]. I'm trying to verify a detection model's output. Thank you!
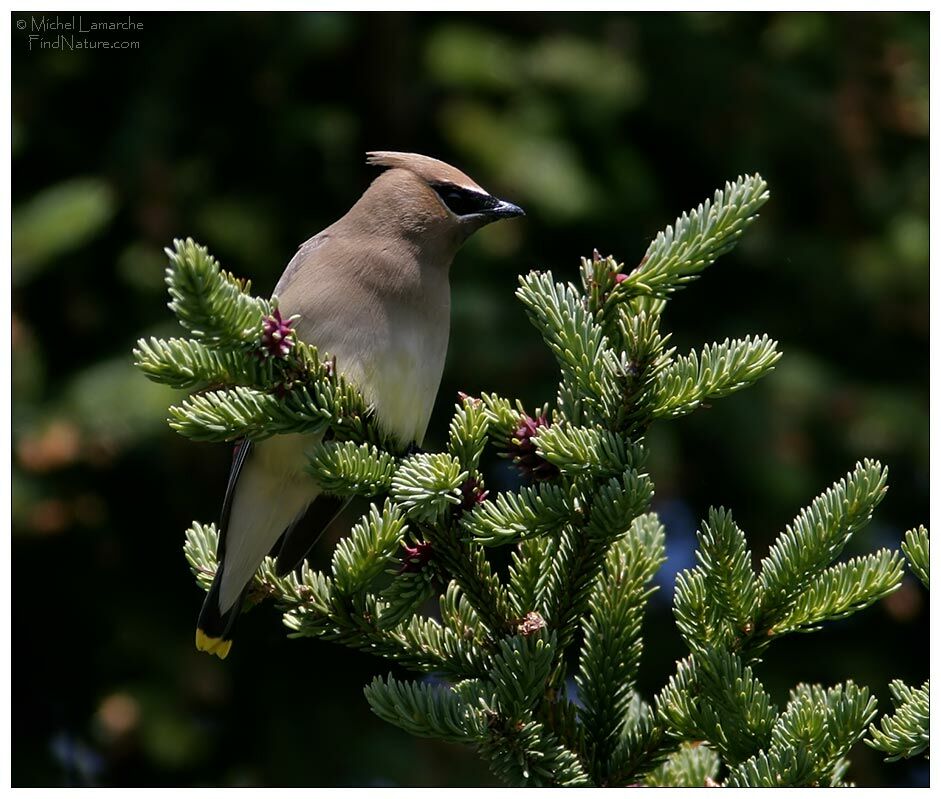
[347, 324, 448, 446]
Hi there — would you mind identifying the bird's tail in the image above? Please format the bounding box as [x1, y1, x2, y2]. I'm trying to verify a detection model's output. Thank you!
[195, 572, 243, 659]
[194, 433, 325, 659]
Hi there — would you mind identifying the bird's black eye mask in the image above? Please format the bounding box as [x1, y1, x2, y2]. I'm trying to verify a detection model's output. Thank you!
[430, 182, 501, 217]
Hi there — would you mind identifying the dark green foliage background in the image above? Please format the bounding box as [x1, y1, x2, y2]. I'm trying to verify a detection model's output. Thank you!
[11, 11, 927, 787]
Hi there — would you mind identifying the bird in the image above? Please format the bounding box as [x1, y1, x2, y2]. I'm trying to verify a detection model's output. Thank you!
[196, 151, 525, 658]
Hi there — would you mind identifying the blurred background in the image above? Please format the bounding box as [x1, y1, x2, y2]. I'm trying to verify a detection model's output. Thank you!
[11, 11, 928, 787]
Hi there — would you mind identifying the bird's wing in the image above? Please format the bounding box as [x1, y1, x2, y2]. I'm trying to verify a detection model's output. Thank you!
[274, 231, 332, 297]
[274, 493, 349, 576]
[216, 439, 253, 563]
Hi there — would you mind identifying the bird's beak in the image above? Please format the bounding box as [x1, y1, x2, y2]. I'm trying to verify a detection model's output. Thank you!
[487, 199, 525, 219]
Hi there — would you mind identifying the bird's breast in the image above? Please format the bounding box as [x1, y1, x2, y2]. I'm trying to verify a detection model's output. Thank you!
[349, 305, 449, 446]
[279, 239, 452, 447]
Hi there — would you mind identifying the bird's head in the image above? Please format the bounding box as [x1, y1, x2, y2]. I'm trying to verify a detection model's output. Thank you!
[361, 151, 524, 249]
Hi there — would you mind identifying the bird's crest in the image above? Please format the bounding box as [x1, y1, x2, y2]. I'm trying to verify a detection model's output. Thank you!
[366, 151, 485, 193]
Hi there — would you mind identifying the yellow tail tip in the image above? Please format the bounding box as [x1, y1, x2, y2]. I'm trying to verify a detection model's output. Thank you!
[195, 628, 232, 659]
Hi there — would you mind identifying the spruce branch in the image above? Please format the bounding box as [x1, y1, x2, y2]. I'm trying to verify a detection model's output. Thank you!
[423, 518, 514, 639]
[901, 525, 929, 589]
[393, 611, 492, 679]
[533, 422, 644, 478]
[771, 549, 904, 635]
[182, 520, 219, 593]
[866, 526, 929, 763]
[390, 453, 467, 524]
[656, 650, 777, 765]
[462, 483, 574, 546]
[652, 334, 781, 420]
[516, 271, 615, 422]
[331, 501, 407, 596]
[307, 440, 398, 497]
[378, 567, 436, 628]
[607, 694, 673, 786]
[757, 459, 889, 629]
[507, 536, 551, 618]
[615, 173, 770, 300]
[867, 679, 930, 761]
[476, 393, 533, 451]
[726, 682, 878, 787]
[448, 395, 491, 473]
[142, 171, 924, 787]
[644, 741, 720, 787]
[673, 568, 726, 655]
[576, 516, 665, 782]
[133, 336, 276, 390]
[770, 682, 878, 782]
[164, 237, 271, 344]
[490, 632, 557, 719]
[166, 347, 381, 445]
[724, 745, 817, 787]
[183, 522, 462, 674]
[437, 582, 487, 648]
[584, 468, 655, 542]
[609, 307, 672, 433]
[364, 674, 484, 743]
[695, 508, 760, 638]
[479, 716, 592, 787]
[168, 384, 331, 442]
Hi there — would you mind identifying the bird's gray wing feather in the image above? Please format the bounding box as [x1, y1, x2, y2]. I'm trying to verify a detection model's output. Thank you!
[217, 439, 253, 562]
[274, 493, 350, 576]
[274, 232, 332, 296]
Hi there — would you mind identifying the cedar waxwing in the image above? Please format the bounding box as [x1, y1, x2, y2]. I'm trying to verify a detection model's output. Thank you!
[196, 152, 525, 658]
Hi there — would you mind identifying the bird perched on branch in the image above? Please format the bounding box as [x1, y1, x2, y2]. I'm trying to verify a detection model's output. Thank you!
[196, 152, 525, 658]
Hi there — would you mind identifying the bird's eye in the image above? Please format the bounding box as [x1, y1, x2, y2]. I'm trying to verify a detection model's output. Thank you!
[432, 184, 497, 217]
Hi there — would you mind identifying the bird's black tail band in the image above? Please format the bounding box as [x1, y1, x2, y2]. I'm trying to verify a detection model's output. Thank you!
[195, 567, 245, 660]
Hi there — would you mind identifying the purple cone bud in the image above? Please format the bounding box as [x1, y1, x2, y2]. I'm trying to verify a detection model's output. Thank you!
[503, 414, 560, 482]
[459, 476, 489, 511]
[259, 308, 295, 359]
[397, 539, 433, 575]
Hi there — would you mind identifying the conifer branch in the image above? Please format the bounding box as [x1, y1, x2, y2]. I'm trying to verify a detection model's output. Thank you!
[867, 679, 930, 761]
[140, 173, 923, 786]
[901, 525, 929, 589]
[448, 396, 491, 473]
[607, 694, 673, 786]
[484, 720, 593, 787]
[331, 501, 407, 595]
[615, 173, 770, 300]
[507, 536, 550, 618]
[726, 682, 878, 787]
[533, 423, 644, 478]
[652, 335, 781, 420]
[576, 516, 665, 781]
[772, 549, 904, 634]
[694, 508, 760, 638]
[165, 237, 272, 344]
[307, 440, 398, 497]
[644, 742, 720, 787]
[133, 336, 275, 390]
[516, 272, 615, 422]
[390, 453, 467, 523]
[757, 459, 888, 629]
[656, 650, 777, 765]
[364, 674, 485, 743]
[462, 483, 574, 546]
